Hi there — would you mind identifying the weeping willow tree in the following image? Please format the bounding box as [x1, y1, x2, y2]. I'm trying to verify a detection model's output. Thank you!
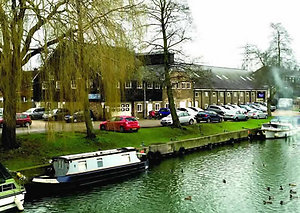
[0, 0, 144, 149]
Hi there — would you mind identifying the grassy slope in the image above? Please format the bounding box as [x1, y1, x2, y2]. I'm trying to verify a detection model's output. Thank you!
[0, 119, 270, 170]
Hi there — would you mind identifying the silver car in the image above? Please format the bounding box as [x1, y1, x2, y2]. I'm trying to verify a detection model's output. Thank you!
[161, 111, 195, 126]
[223, 110, 248, 121]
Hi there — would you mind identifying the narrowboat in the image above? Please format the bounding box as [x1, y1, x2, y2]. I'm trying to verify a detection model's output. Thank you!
[0, 163, 26, 212]
[30, 147, 148, 190]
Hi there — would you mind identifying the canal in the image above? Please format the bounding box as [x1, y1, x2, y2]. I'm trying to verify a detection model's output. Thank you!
[23, 136, 300, 213]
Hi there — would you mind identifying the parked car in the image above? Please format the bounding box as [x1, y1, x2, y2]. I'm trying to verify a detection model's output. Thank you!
[195, 111, 223, 123]
[223, 110, 248, 121]
[64, 110, 95, 123]
[188, 107, 204, 113]
[157, 108, 171, 118]
[23, 107, 45, 120]
[43, 108, 70, 121]
[0, 113, 32, 127]
[228, 104, 247, 114]
[177, 107, 198, 118]
[247, 110, 268, 119]
[99, 116, 140, 132]
[239, 104, 256, 112]
[161, 111, 195, 126]
[206, 105, 228, 115]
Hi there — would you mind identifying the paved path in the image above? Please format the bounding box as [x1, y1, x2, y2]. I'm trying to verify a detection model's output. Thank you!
[3, 118, 162, 134]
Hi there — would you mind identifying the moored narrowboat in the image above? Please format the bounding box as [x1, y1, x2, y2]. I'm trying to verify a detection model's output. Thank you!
[30, 147, 148, 191]
[0, 163, 26, 212]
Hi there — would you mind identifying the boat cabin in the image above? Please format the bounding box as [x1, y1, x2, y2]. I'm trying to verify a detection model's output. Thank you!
[52, 147, 141, 177]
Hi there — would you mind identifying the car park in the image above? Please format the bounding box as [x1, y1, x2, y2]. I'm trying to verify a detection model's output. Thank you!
[195, 111, 222, 123]
[223, 110, 248, 121]
[43, 108, 70, 121]
[0, 113, 32, 127]
[99, 116, 140, 132]
[23, 107, 45, 120]
[161, 111, 195, 126]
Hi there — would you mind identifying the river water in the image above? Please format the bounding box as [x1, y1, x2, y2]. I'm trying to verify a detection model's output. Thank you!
[22, 136, 300, 213]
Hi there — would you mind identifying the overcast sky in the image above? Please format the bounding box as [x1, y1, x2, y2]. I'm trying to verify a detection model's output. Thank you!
[184, 0, 300, 69]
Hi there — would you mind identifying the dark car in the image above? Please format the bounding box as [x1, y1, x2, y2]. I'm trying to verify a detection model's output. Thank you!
[23, 107, 45, 120]
[65, 110, 95, 123]
[0, 113, 32, 127]
[43, 108, 70, 121]
[158, 108, 171, 118]
[99, 116, 140, 132]
[195, 111, 223, 123]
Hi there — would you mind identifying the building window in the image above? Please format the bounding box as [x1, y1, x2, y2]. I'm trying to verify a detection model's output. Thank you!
[165, 103, 169, 108]
[181, 82, 186, 89]
[125, 81, 132, 89]
[246, 92, 249, 96]
[252, 92, 255, 96]
[147, 82, 153, 89]
[137, 82, 143, 89]
[71, 80, 76, 89]
[155, 103, 160, 111]
[205, 92, 209, 97]
[42, 81, 48, 90]
[154, 82, 160, 89]
[220, 92, 224, 97]
[240, 92, 244, 97]
[195, 92, 199, 97]
[117, 82, 120, 88]
[137, 104, 142, 112]
[172, 83, 178, 89]
[56, 81, 60, 89]
[227, 92, 231, 97]
[204, 104, 208, 109]
[212, 92, 216, 97]
[186, 82, 191, 89]
[234, 92, 237, 97]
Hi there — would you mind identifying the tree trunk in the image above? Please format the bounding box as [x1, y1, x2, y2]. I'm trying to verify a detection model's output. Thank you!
[2, 75, 18, 149]
[76, 0, 95, 139]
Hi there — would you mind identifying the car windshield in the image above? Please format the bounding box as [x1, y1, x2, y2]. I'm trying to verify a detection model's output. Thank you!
[125, 117, 137, 122]
[26, 108, 35, 113]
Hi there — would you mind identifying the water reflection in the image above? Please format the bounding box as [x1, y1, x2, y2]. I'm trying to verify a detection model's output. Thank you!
[22, 135, 300, 213]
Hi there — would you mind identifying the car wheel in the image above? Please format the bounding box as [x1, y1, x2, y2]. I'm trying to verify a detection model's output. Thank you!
[120, 126, 125, 133]
[245, 116, 248, 121]
[24, 122, 30, 127]
[224, 118, 227, 121]
[219, 118, 222, 123]
[100, 125, 106, 130]
[234, 117, 239, 121]
[196, 119, 200, 123]
[189, 119, 194, 125]
[265, 115, 268, 119]
[207, 118, 211, 123]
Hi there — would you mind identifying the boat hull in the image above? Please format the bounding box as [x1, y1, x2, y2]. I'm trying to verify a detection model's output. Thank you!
[27, 161, 148, 194]
[262, 129, 295, 139]
[0, 191, 25, 212]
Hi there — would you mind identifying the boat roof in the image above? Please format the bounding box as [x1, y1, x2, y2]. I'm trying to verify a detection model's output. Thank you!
[0, 163, 12, 183]
[53, 147, 137, 161]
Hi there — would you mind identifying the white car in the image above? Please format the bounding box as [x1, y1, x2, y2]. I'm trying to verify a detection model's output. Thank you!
[228, 104, 247, 114]
[161, 111, 195, 126]
[188, 107, 204, 113]
[248, 110, 268, 119]
[177, 107, 198, 118]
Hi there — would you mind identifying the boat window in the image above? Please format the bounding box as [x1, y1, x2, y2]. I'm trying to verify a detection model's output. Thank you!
[97, 158, 103, 167]
[121, 154, 131, 162]
[78, 161, 87, 172]
[1, 183, 16, 192]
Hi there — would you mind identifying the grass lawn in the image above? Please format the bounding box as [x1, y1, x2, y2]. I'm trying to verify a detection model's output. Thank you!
[0, 118, 270, 171]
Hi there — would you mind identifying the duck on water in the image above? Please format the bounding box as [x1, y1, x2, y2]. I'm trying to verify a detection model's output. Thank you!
[27, 147, 148, 193]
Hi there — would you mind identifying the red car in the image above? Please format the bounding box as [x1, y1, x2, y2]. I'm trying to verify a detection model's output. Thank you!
[99, 116, 140, 132]
[0, 113, 32, 128]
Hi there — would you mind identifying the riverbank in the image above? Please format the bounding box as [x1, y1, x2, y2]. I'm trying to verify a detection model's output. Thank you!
[0, 118, 270, 174]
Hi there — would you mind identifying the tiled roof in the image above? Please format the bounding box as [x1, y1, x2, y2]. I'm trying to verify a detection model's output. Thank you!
[194, 65, 264, 90]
